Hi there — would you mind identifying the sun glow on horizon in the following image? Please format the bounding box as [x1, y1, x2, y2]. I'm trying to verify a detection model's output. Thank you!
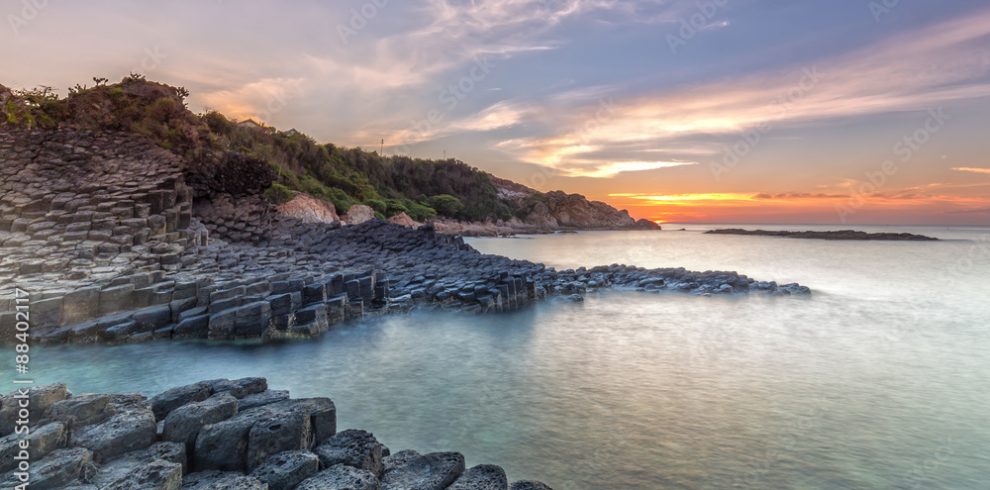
[604, 191, 990, 225]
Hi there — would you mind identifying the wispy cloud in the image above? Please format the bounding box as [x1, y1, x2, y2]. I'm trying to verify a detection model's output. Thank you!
[489, 7, 990, 178]
[953, 166, 990, 175]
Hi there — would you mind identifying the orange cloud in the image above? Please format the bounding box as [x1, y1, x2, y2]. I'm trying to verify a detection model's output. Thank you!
[606, 191, 990, 224]
[953, 167, 990, 175]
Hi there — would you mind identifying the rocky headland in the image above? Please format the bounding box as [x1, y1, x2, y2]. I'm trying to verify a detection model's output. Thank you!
[0, 127, 810, 346]
[705, 228, 938, 241]
[0, 80, 809, 343]
[0, 377, 552, 489]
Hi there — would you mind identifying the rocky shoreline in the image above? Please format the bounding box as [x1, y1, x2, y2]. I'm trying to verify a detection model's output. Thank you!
[705, 228, 938, 241]
[0, 129, 809, 346]
[0, 377, 552, 489]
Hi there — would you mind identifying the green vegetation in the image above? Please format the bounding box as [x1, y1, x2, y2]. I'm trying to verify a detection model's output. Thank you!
[0, 76, 527, 221]
[263, 182, 296, 205]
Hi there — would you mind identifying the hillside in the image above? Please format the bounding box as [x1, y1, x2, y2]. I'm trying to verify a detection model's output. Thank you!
[0, 76, 658, 232]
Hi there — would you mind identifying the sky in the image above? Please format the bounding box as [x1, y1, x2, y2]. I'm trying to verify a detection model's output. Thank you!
[3, 0, 990, 225]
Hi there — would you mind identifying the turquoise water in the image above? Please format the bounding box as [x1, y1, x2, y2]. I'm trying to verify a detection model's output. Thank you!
[8, 225, 990, 489]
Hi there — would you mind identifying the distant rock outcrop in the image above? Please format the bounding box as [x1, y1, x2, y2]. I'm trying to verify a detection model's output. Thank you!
[705, 228, 937, 241]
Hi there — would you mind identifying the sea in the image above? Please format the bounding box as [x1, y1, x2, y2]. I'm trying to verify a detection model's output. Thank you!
[13, 224, 990, 489]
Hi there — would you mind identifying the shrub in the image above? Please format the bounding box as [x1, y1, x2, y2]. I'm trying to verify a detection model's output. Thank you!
[263, 183, 296, 204]
[365, 199, 387, 215]
[428, 194, 464, 217]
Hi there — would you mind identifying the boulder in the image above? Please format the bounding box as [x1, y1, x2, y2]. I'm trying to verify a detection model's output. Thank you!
[0, 447, 93, 489]
[0, 421, 67, 472]
[91, 442, 187, 487]
[509, 481, 554, 490]
[296, 464, 380, 490]
[381, 451, 465, 490]
[0, 384, 70, 434]
[163, 392, 238, 450]
[313, 429, 386, 477]
[71, 397, 157, 462]
[193, 397, 332, 472]
[206, 378, 268, 399]
[45, 394, 111, 429]
[237, 390, 290, 410]
[249, 450, 319, 490]
[277, 193, 340, 224]
[101, 459, 183, 490]
[449, 464, 508, 490]
[245, 411, 311, 470]
[343, 204, 375, 225]
[181, 470, 268, 489]
[150, 382, 212, 421]
[387, 212, 420, 228]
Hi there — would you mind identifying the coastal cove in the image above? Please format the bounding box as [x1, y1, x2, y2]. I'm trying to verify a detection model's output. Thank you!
[13, 226, 990, 489]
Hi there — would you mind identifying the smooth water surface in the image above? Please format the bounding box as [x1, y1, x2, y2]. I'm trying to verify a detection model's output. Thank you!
[10, 225, 990, 489]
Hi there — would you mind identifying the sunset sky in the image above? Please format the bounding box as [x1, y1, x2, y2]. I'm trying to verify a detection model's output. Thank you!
[3, 0, 989, 224]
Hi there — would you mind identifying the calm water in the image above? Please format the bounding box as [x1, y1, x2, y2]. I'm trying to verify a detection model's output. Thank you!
[9, 225, 990, 489]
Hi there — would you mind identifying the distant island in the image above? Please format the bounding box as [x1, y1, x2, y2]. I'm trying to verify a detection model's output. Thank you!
[705, 229, 938, 241]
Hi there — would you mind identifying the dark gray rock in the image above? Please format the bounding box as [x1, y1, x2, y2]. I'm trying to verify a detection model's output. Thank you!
[193, 396, 333, 472]
[0, 384, 70, 434]
[509, 481, 554, 490]
[249, 450, 319, 490]
[45, 393, 111, 429]
[101, 459, 183, 490]
[71, 397, 157, 462]
[150, 382, 212, 420]
[237, 390, 290, 410]
[296, 464, 380, 490]
[0, 421, 66, 472]
[246, 411, 311, 470]
[314, 429, 386, 477]
[91, 441, 187, 487]
[163, 392, 238, 450]
[382, 451, 465, 490]
[207, 378, 267, 399]
[0, 447, 93, 490]
[382, 449, 421, 473]
[181, 470, 267, 489]
[449, 464, 509, 490]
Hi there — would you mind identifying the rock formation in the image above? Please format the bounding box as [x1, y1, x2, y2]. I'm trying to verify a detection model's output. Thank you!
[276, 194, 340, 225]
[0, 378, 551, 489]
[0, 128, 809, 346]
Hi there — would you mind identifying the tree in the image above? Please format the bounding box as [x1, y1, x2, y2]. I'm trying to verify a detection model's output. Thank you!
[428, 194, 464, 217]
